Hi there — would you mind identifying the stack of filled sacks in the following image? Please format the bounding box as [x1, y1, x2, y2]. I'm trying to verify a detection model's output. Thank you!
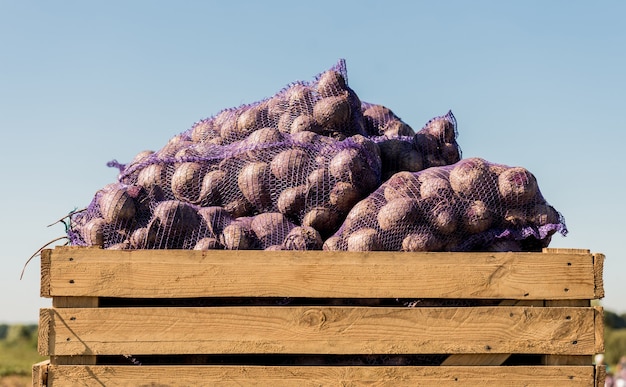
[67, 60, 566, 252]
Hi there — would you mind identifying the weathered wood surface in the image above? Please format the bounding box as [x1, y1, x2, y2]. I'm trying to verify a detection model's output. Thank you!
[36, 364, 598, 387]
[40, 305, 599, 357]
[41, 246, 601, 299]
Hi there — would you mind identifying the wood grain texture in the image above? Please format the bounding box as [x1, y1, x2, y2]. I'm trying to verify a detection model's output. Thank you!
[595, 306, 605, 354]
[43, 247, 598, 300]
[594, 253, 605, 299]
[40, 248, 51, 298]
[596, 363, 607, 387]
[43, 365, 596, 386]
[38, 309, 52, 356]
[31, 360, 49, 387]
[41, 306, 597, 357]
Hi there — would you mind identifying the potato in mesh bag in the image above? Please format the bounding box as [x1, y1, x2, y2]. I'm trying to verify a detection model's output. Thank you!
[324, 158, 567, 252]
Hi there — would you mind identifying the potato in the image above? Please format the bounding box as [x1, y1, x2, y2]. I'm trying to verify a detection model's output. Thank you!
[150, 200, 201, 238]
[440, 142, 461, 165]
[342, 197, 379, 234]
[197, 206, 233, 237]
[97, 184, 137, 224]
[220, 218, 259, 250]
[422, 198, 458, 235]
[412, 132, 437, 152]
[461, 200, 493, 234]
[171, 162, 204, 203]
[401, 231, 444, 252]
[237, 105, 267, 136]
[383, 171, 420, 201]
[383, 119, 415, 137]
[287, 84, 314, 115]
[193, 237, 223, 250]
[159, 134, 194, 158]
[137, 163, 167, 190]
[306, 168, 330, 199]
[530, 204, 560, 227]
[290, 114, 322, 134]
[503, 207, 528, 227]
[329, 147, 365, 181]
[128, 150, 155, 167]
[322, 235, 344, 251]
[282, 226, 323, 250]
[316, 70, 346, 98]
[291, 130, 321, 145]
[362, 104, 392, 135]
[198, 169, 227, 206]
[419, 174, 454, 200]
[81, 217, 106, 246]
[265, 95, 286, 120]
[277, 112, 294, 133]
[449, 158, 492, 198]
[107, 241, 130, 250]
[350, 134, 381, 161]
[302, 206, 341, 238]
[251, 212, 295, 248]
[129, 226, 156, 249]
[243, 127, 284, 150]
[378, 138, 423, 178]
[347, 228, 381, 251]
[329, 181, 361, 213]
[277, 185, 307, 219]
[270, 148, 310, 182]
[237, 162, 273, 210]
[422, 113, 456, 143]
[313, 93, 350, 129]
[265, 245, 286, 251]
[190, 119, 217, 143]
[377, 198, 421, 231]
[218, 110, 242, 143]
[497, 167, 538, 205]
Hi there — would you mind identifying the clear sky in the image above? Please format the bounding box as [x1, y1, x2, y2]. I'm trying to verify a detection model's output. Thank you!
[1, 1, 624, 323]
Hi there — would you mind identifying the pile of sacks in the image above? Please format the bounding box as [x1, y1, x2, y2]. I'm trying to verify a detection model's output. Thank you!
[68, 60, 566, 252]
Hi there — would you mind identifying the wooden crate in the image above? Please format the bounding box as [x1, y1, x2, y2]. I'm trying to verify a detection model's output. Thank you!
[33, 246, 605, 386]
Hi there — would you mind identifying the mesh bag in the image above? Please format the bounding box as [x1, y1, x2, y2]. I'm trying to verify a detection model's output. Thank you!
[371, 110, 461, 180]
[361, 101, 416, 137]
[323, 157, 567, 252]
[187, 59, 366, 145]
[68, 132, 382, 250]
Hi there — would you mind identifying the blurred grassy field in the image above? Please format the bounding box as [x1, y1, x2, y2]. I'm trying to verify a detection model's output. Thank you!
[0, 324, 47, 386]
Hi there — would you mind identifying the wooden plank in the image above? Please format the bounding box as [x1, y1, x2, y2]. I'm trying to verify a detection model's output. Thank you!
[44, 247, 598, 299]
[441, 299, 544, 366]
[593, 253, 605, 299]
[42, 306, 596, 356]
[542, 300, 592, 366]
[31, 360, 49, 387]
[50, 356, 96, 366]
[596, 363, 607, 387]
[48, 297, 98, 365]
[543, 248, 590, 254]
[43, 365, 596, 386]
[38, 309, 52, 356]
[40, 248, 51, 298]
[594, 306, 605, 354]
[53, 297, 98, 308]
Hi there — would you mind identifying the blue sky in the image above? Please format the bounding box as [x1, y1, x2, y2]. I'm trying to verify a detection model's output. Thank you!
[1, 1, 624, 323]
